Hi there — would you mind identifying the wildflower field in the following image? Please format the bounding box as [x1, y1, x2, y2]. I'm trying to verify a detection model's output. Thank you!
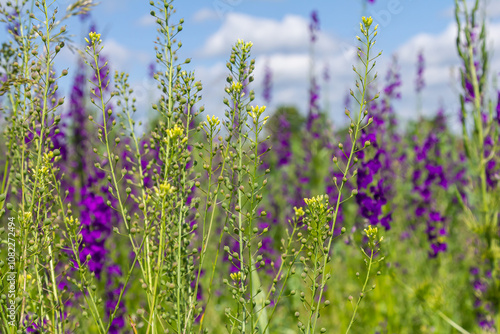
[1, 0, 500, 333]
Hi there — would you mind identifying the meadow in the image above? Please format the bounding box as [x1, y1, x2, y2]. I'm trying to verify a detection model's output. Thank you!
[0, 0, 499, 333]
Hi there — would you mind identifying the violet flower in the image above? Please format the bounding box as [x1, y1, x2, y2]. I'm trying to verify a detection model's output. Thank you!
[416, 50, 425, 94]
[262, 61, 272, 105]
[411, 110, 449, 258]
[309, 10, 319, 43]
[496, 91, 500, 125]
[356, 57, 401, 231]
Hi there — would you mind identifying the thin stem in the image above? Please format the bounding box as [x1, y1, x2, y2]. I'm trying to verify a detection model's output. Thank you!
[309, 25, 377, 333]
[345, 249, 374, 333]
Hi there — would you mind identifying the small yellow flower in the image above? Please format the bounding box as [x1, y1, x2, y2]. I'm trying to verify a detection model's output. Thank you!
[230, 81, 243, 93]
[206, 115, 220, 127]
[248, 105, 267, 122]
[251, 105, 266, 116]
[86, 31, 102, 45]
[364, 225, 378, 238]
[362, 16, 373, 29]
[294, 206, 305, 217]
[230, 271, 242, 281]
[236, 39, 253, 50]
[159, 182, 175, 195]
[166, 124, 184, 140]
[24, 212, 32, 220]
[304, 195, 327, 209]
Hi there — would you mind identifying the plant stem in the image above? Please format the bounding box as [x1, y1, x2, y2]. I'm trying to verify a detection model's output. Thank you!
[345, 249, 374, 333]
[309, 31, 373, 334]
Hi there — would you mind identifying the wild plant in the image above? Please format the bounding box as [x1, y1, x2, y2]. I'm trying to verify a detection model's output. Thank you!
[0, 1, 94, 333]
[82, 1, 209, 332]
[291, 16, 382, 334]
[455, 0, 500, 329]
[216, 38, 273, 334]
[1, 0, 493, 332]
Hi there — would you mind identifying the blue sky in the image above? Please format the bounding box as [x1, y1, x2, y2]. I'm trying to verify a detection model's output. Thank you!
[2, 0, 500, 127]
[78, 0, 454, 71]
[87, 0, 451, 57]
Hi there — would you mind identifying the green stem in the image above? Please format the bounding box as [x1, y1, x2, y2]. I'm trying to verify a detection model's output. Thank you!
[20, 0, 54, 326]
[345, 249, 374, 333]
[51, 170, 107, 333]
[309, 32, 373, 334]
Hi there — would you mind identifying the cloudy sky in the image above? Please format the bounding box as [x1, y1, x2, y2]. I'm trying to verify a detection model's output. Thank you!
[2, 0, 500, 129]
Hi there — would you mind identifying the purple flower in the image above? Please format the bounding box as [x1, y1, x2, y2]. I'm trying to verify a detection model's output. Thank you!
[355, 58, 402, 231]
[309, 10, 320, 43]
[262, 61, 272, 105]
[496, 90, 500, 125]
[416, 50, 425, 93]
[78, 187, 113, 279]
[410, 111, 451, 258]
[275, 114, 291, 167]
[429, 242, 447, 258]
[148, 61, 156, 79]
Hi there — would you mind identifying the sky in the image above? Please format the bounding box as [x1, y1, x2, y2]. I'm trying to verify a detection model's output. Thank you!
[2, 0, 500, 129]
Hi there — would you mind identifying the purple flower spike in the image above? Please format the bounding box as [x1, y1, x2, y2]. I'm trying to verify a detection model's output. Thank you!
[309, 10, 320, 43]
[262, 61, 272, 105]
[496, 90, 500, 125]
[416, 50, 425, 93]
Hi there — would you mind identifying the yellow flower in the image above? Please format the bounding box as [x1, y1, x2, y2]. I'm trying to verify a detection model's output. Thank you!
[159, 182, 175, 196]
[294, 206, 305, 217]
[362, 16, 373, 29]
[230, 271, 242, 281]
[236, 39, 253, 50]
[166, 124, 184, 140]
[304, 195, 327, 209]
[230, 81, 243, 93]
[86, 31, 102, 45]
[23, 212, 32, 223]
[206, 115, 220, 127]
[364, 225, 378, 238]
[248, 105, 267, 122]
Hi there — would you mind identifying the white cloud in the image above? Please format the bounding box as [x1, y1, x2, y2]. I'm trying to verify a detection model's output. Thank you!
[192, 8, 219, 23]
[192, 12, 366, 123]
[441, 0, 500, 19]
[101, 39, 150, 71]
[57, 38, 150, 74]
[383, 18, 500, 129]
[199, 13, 340, 57]
[136, 14, 155, 27]
[192, 10, 500, 130]
[398, 24, 457, 67]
